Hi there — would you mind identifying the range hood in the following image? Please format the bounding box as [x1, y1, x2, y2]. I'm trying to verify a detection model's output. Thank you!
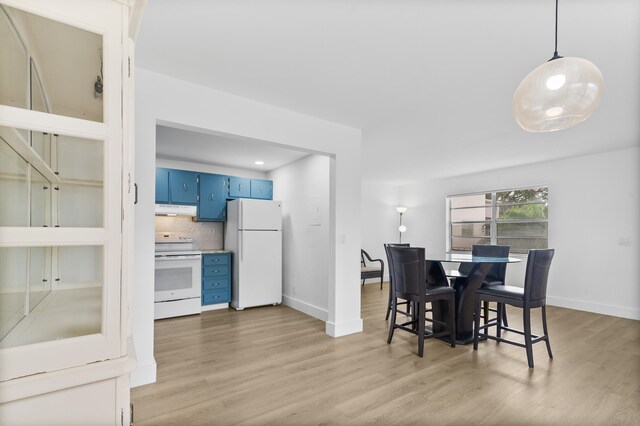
[154, 204, 197, 216]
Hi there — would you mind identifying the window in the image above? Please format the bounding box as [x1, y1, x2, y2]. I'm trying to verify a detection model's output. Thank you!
[448, 187, 548, 254]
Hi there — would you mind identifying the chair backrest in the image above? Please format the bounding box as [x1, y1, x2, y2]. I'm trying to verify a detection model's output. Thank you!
[457, 245, 510, 278]
[388, 246, 425, 302]
[472, 244, 510, 283]
[523, 249, 555, 303]
[425, 260, 449, 287]
[384, 243, 410, 289]
[361, 249, 367, 266]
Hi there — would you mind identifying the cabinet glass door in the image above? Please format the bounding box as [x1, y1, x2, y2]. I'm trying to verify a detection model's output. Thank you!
[29, 246, 51, 312]
[0, 247, 27, 341]
[0, 4, 104, 123]
[0, 136, 28, 227]
[0, 0, 123, 382]
[30, 168, 51, 227]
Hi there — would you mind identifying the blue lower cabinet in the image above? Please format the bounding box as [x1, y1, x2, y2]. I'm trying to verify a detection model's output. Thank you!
[203, 289, 230, 305]
[202, 253, 231, 306]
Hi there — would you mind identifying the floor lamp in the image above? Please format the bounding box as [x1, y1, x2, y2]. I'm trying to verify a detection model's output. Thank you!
[396, 207, 407, 243]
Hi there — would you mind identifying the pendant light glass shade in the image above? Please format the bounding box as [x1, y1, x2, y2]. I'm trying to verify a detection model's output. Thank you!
[513, 57, 604, 132]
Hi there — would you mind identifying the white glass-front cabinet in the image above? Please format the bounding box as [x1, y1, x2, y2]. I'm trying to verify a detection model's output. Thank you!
[0, 0, 135, 424]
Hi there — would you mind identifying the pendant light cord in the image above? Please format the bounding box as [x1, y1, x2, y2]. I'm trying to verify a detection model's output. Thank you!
[550, 0, 562, 60]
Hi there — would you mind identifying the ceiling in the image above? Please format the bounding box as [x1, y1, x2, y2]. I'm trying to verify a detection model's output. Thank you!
[136, 0, 639, 182]
[156, 125, 310, 172]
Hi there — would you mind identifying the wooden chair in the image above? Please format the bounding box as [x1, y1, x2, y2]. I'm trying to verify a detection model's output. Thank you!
[361, 249, 384, 289]
[387, 246, 456, 357]
[473, 249, 555, 368]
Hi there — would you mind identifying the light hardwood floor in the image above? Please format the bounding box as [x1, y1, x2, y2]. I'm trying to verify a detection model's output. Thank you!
[132, 284, 640, 425]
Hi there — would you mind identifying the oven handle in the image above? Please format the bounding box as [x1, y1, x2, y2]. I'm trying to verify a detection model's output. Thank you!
[155, 255, 202, 261]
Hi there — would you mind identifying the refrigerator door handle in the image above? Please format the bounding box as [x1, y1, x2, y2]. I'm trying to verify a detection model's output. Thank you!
[240, 231, 243, 260]
[240, 201, 244, 229]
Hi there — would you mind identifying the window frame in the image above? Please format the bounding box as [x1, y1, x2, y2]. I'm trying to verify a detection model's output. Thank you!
[447, 186, 549, 255]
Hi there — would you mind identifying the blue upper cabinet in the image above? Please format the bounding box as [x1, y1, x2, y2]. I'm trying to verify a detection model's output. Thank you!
[155, 168, 170, 203]
[250, 179, 273, 200]
[228, 176, 251, 198]
[156, 167, 198, 204]
[168, 169, 199, 204]
[198, 173, 228, 221]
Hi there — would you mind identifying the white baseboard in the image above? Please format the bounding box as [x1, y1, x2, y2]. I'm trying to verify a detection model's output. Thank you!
[325, 318, 363, 337]
[547, 295, 640, 321]
[282, 294, 328, 321]
[129, 359, 157, 388]
[201, 303, 229, 312]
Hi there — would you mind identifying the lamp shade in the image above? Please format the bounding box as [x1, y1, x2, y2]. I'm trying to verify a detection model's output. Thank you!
[398, 225, 407, 233]
[513, 57, 604, 132]
[395, 206, 408, 214]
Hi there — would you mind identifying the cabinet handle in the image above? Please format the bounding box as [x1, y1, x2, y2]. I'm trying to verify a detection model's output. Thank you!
[209, 193, 214, 201]
[183, 183, 188, 191]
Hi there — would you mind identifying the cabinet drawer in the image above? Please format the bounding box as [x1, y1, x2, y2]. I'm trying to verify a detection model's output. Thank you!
[203, 264, 229, 277]
[203, 277, 230, 291]
[202, 289, 230, 305]
[203, 254, 229, 266]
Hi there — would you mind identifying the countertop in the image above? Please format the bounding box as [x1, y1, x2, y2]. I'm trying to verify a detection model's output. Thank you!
[199, 249, 233, 254]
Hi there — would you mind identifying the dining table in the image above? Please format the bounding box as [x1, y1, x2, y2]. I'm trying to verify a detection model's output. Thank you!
[426, 252, 521, 344]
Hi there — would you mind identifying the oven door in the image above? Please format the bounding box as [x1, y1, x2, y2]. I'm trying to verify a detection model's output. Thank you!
[154, 254, 202, 302]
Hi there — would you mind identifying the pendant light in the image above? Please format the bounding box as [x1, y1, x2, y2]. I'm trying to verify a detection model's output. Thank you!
[513, 0, 604, 132]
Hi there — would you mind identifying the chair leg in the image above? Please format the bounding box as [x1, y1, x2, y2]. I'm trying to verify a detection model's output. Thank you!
[418, 302, 425, 357]
[473, 296, 482, 351]
[501, 303, 509, 327]
[380, 276, 383, 290]
[541, 305, 553, 359]
[385, 284, 393, 321]
[483, 301, 489, 325]
[448, 295, 456, 348]
[524, 307, 534, 368]
[387, 297, 398, 344]
[496, 303, 502, 342]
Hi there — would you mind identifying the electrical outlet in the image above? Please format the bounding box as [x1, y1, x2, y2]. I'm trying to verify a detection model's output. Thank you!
[211, 228, 215, 235]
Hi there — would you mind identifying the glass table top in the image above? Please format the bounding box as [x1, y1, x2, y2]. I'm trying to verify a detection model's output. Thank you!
[426, 252, 522, 263]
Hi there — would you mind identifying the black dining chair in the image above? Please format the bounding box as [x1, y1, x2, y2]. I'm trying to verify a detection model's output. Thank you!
[387, 246, 456, 357]
[476, 245, 510, 326]
[361, 249, 384, 289]
[451, 244, 510, 327]
[384, 243, 410, 320]
[473, 249, 555, 368]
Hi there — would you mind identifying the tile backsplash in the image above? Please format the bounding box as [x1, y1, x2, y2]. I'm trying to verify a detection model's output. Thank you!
[155, 216, 224, 250]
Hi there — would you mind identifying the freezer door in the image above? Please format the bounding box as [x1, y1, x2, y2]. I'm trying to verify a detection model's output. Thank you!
[239, 199, 282, 230]
[235, 230, 282, 309]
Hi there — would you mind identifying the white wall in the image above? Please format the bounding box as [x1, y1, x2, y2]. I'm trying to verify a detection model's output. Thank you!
[378, 147, 639, 320]
[269, 155, 330, 320]
[133, 68, 362, 387]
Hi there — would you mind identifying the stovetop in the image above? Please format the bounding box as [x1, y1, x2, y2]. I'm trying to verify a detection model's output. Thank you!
[155, 232, 193, 244]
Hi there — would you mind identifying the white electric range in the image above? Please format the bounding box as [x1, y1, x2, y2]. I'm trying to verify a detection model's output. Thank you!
[154, 233, 202, 319]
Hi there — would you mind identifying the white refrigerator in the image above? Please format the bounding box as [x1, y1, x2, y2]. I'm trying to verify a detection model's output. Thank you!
[225, 199, 283, 310]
